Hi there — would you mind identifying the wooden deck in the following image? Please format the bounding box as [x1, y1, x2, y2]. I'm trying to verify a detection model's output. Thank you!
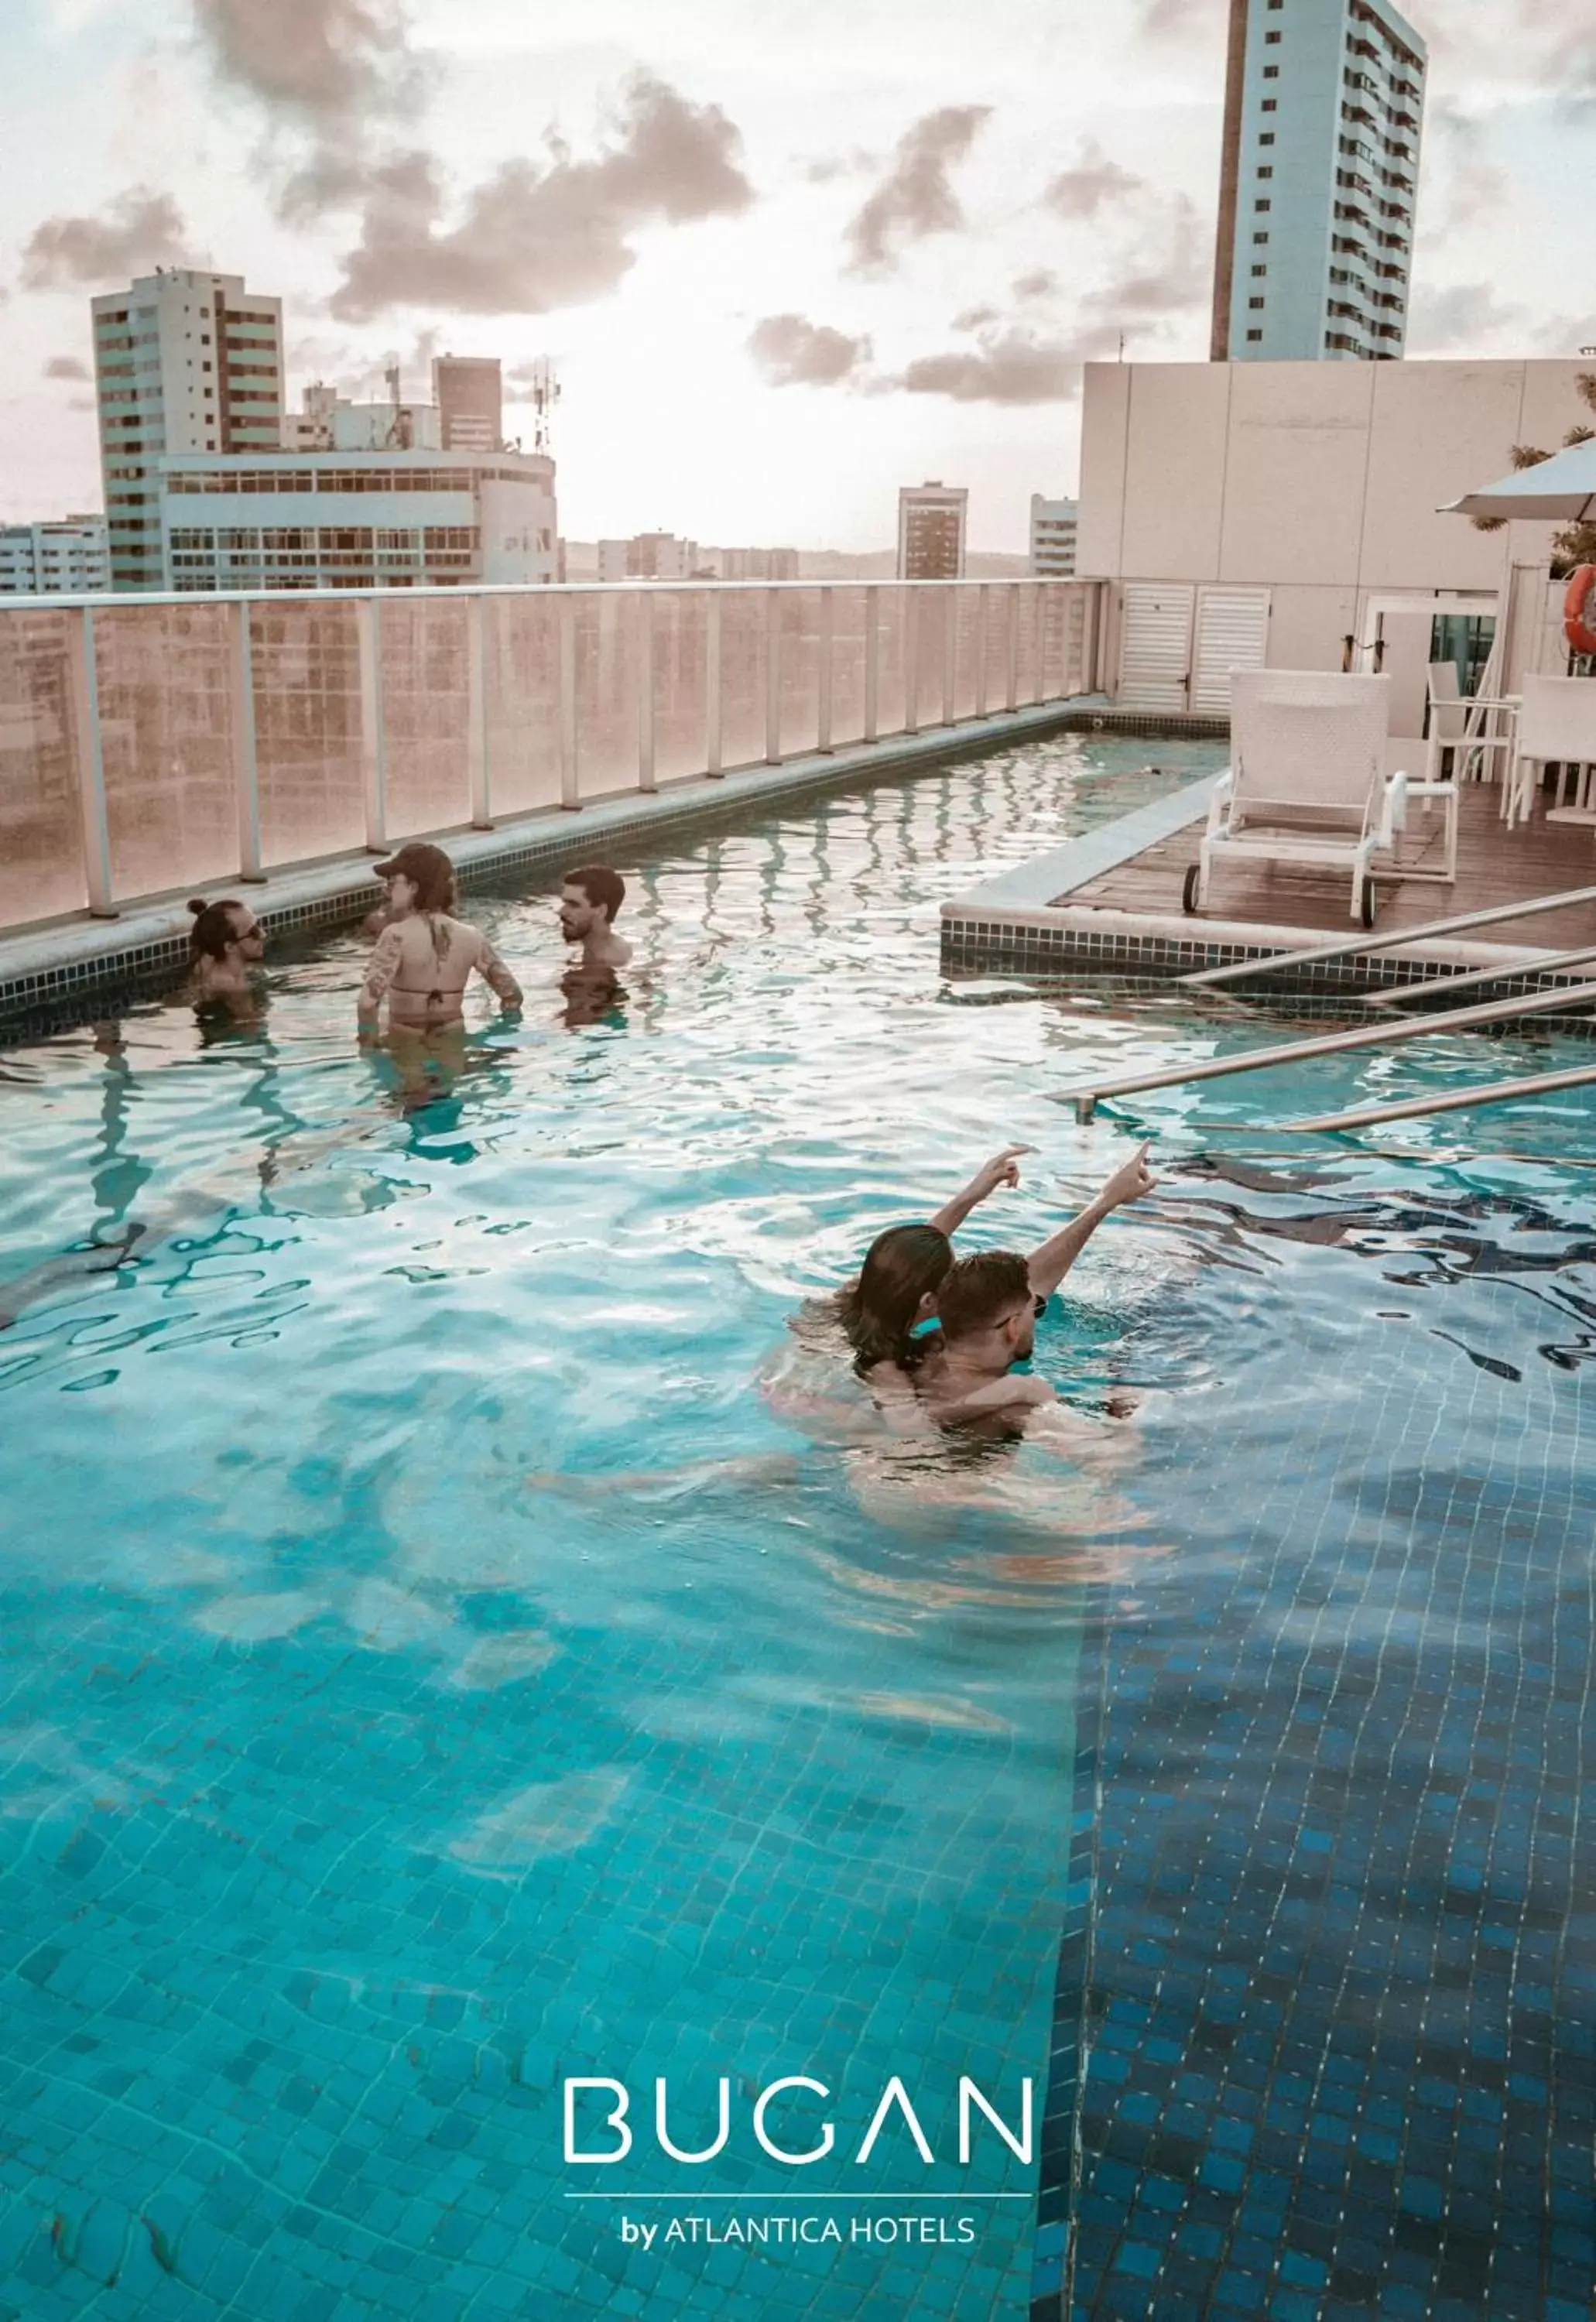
[1062, 783, 1596, 952]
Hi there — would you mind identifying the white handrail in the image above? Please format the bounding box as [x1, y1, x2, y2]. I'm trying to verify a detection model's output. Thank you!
[1181, 884, 1596, 988]
[1283, 1061, 1596, 1133]
[1062, 976, 1596, 1121]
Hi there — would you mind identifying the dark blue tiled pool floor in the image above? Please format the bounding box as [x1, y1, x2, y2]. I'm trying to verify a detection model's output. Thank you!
[1041, 1188, 1595, 2321]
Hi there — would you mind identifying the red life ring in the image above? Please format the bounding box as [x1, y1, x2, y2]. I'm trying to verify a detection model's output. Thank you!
[1566, 564, 1596, 657]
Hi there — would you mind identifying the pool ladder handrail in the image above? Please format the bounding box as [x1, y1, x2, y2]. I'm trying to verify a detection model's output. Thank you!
[1060, 974, 1596, 1122]
[1279, 1060, 1596, 1134]
[1177, 881, 1596, 990]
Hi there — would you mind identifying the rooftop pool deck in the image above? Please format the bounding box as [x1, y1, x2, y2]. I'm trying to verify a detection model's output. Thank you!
[944, 777, 1596, 999]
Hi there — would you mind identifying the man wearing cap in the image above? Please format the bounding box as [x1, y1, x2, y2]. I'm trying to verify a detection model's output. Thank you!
[358, 843, 522, 1038]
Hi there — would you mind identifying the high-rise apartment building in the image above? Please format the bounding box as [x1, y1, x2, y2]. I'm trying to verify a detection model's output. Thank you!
[0, 514, 108, 595]
[91, 269, 284, 588]
[897, 482, 968, 580]
[433, 356, 503, 454]
[1029, 495, 1078, 577]
[1211, 0, 1426, 364]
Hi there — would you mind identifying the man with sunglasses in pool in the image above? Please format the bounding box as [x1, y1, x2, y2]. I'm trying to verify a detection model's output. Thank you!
[913, 1142, 1156, 1437]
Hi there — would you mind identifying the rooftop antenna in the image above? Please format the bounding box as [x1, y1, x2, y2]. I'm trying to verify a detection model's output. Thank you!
[530, 358, 561, 455]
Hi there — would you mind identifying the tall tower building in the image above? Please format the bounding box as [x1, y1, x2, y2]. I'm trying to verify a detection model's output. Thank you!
[91, 269, 284, 589]
[897, 482, 968, 580]
[433, 355, 503, 453]
[1210, 0, 1426, 364]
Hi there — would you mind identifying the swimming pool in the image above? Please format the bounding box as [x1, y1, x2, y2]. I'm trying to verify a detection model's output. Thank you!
[0, 732, 1590, 2321]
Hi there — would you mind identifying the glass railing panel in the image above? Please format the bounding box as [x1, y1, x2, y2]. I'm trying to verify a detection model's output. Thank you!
[253, 600, 365, 867]
[828, 587, 868, 747]
[0, 608, 85, 926]
[778, 590, 821, 758]
[651, 592, 709, 785]
[875, 587, 907, 735]
[983, 587, 1015, 710]
[485, 592, 562, 817]
[914, 586, 954, 726]
[953, 586, 983, 718]
[718, 589, 768, 770]
[1014, 586, 1044, 707]
[96, 604, 238, 900]
[574, 589, 641, 798]
[378, 597, 470, 838]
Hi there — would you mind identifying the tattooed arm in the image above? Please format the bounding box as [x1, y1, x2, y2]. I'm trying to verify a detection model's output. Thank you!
[474, 933, 523, 1010]
[358, 923, 405, 1037]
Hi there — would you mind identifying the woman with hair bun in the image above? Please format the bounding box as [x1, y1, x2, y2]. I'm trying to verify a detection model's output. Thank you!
[187, 896, 266, 999]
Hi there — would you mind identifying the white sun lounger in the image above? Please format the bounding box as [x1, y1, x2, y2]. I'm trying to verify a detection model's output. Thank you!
[1184, 670, 1439, 927]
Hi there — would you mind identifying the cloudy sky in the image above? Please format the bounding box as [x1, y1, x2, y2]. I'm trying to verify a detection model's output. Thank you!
[1, 0, 1591, 550]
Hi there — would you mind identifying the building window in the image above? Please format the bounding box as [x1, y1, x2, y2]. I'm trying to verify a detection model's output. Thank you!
[1253, 231, 1269, 245]
[1251, 263, 1268, 276]
[1265, 29, 1280, 42]
[1257, 166, 1273, 179]
[1248, 296, 1265, 309]
[1246, 329, 1263, 342]
[1255, 198, 1271, 211]
[1263, 64, 1279, 77]
[1259, 132, 1276, 144]
[1262, 98, 1277, 111]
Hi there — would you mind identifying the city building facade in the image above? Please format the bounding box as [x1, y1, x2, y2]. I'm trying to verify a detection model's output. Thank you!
[92, 269, 285, 590]
[1211, 0, 1426, 364]
[0, 515, 108, 595]
[1029, 495, 1079, 577]
[897, 483, 968, 580]
[433, 356, 503, 454]
[713, 546, 800, 581]
[598, 533, 700, 581]
[158, 448, 557, 591]
[283, 384, 444, 453]
[1077, 355, 1584, 722]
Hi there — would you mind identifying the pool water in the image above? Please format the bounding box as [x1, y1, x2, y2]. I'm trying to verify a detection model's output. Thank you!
[0, 734, 1591, 2322]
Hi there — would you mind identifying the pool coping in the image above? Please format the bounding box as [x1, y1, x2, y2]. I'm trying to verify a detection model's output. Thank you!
[940, 781, 1596, 1006]
[0, 703, 1228, 1034]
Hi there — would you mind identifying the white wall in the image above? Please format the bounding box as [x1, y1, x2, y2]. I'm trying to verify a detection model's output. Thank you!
[1080, 358, 1586, 676]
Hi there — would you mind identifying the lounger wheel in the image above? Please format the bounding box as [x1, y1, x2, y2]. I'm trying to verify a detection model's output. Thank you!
[1181, 864, 1200, 915]
[1361, 876, 1377, 930]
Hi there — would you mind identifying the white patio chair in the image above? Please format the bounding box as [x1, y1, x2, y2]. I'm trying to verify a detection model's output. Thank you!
[1425, 661, 1516, 793]
[1185, 670, 1440, 926]
[1512, 674, 1596, 828]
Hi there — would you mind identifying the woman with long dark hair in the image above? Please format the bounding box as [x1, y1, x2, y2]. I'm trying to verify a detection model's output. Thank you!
[830, 1148, 1029, 1374]
[763, 1149, 1030, 1437]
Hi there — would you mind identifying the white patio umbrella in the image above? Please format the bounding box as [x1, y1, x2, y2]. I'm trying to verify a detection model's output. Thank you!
[1440, 435, 1596, 522]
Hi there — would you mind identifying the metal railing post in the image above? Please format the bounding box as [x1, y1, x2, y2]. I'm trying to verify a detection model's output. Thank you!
[863, 587, 880, 743]
[817, 587, 834, 755]
[974, 584, 990, 718]
[558, 594, 579, 808]
[639, 589, 656, 793]
[68, 607, 115, 917]
[228, 600, 265, 881]
[765, 587, 782, 763]
[355, 596, 387, 851]
[705, 589, 724, 775]
[904, 589, 920, 735]
[1005, 585, 1019, 712]
[467, 594, 492, 827]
